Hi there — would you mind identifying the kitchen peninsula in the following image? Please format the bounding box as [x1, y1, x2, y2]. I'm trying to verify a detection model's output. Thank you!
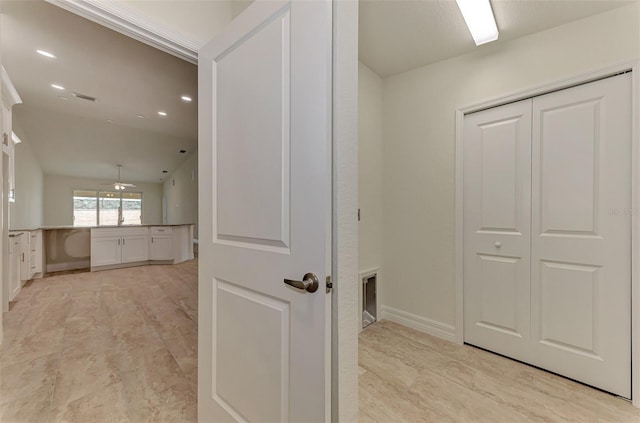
[10, 224, 194, 275]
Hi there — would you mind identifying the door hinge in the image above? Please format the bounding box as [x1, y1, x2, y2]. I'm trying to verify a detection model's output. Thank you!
[326, 275, 333, 293]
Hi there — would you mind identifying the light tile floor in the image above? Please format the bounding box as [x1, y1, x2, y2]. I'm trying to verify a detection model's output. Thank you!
[4, 262, 640, 422]
[359, 320, 640, 422]
[0, 261, 197, 423]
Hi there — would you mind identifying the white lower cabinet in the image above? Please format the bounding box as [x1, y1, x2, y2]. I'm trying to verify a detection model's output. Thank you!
[122, 234, 150, 263]
[91, 236, 121, 267]
[91, 227, 149, 269]
[8, 233, 22, 301]
[19, 233, 30, 282]
[29, 230, 43, 278]
[89, 225, 193, 271]
[149, 227, 173, 261]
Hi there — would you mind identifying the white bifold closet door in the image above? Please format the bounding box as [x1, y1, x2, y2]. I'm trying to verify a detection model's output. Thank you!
[463, 73, 631, 398]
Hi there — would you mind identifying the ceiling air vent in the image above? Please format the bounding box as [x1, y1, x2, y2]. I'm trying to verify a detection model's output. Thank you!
[72, 92, 98, 102]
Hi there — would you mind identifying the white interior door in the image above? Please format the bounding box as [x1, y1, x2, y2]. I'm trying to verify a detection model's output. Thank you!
[463, 73, 632, 398]
[198, 1, 332, 422]
[530, 73, 631, 398]
[463, 99, 532, 362]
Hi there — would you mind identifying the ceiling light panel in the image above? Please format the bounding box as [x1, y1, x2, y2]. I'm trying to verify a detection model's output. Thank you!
[51, 84, 65, 90]
[456, 0, 499, 46]
[36, 49, 56, 59]
[181, 96, 192, 102]
[158, 111, 167, 117]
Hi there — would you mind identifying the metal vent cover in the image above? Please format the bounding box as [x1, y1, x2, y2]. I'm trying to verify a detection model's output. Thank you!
[72, 92, 98, 102]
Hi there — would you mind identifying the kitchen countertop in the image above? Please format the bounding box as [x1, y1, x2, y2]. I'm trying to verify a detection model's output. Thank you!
[10, 224, 195, 231]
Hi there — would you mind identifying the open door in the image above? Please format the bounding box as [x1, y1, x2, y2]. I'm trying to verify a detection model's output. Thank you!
[198, 1, 332, 422]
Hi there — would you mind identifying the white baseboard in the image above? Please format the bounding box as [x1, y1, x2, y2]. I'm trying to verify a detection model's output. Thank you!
[46, 260, 90, 273]
[379, 305, 456, 343]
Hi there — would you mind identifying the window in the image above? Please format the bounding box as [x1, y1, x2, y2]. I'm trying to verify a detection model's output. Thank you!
[99, 191, 120, 226]
[73, 190, 98, 226]
[122, 192, 143, 225]
[73, 190, 143, 226]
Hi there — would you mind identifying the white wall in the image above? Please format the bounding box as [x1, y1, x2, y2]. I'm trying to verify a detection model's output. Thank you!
[162, 151, 197, 234]
[381, 4, 640, 328]
[43, 174, 162, 226]
[358, 62, 383, 274]
[9, 132, 43, 230]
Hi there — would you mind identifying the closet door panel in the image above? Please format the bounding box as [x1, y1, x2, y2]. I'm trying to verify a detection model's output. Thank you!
[530, 73, 631, 398]
[463, 99, 532, 361]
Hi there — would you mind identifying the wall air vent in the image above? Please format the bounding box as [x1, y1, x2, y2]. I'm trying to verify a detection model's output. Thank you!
[72, 92, 98, 102]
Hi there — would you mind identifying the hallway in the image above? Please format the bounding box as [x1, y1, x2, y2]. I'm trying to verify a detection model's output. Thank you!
[0, 261, 197, 422]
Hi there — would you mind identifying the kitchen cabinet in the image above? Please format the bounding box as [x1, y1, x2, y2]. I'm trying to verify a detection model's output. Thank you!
[122, 234, 149, 263]
[18, 232, 29, 282]
[8, 233, 22, 301]
[90, 227, 149, 270]
[149, 226, 173, 261]
[29, 230, 43, 279]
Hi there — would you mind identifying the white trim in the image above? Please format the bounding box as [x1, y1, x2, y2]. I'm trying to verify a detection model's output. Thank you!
[458, 60, 635, 114]
[454, 60, 640, 405]
[380, 305, 456, 343]
[1, 67, 22, 107]
[44, 0, 199, 64]
[631, 63, 640, 408]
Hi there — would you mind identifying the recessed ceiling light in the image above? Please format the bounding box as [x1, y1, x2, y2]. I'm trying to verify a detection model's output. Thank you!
[157, 111, 167, 117]
[36, 49, 56, 59]
[58, 96, 69, 100]
[137, 114, 145, 119]
[181, 96, 192, 102]
[51, 84, 65, 90]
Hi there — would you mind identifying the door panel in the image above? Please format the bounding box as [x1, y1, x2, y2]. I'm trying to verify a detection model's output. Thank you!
[90, 237, 120, 267]
[198, 1, 332, 421]
[121, 235, 149, 263]
[463, 99, 532, 361]
[215, 9, 290, 248]
[215, 281, 289, 422]
[531, 73, 631, 398]
[538, 100, 600, 234]
[477, 254, 521, 334]
[539, 260, 599, 355]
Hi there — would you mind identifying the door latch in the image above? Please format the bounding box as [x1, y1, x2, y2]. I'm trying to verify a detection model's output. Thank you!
[326, 275, 332, 293]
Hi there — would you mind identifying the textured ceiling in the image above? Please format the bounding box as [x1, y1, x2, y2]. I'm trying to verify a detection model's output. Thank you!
[359, 0, 635, 77]
[1, 0, 199, 183]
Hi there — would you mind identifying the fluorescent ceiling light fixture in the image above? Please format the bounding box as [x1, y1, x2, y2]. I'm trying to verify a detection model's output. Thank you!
[157, 111, 167, 117]
[456, 0, 499, 46]
[51, 84, 65, 90]
[181, 95, 192, 102]
[137, 114, 145, 119]
[11, 132, 22, 144]
[36, 49, 56, 59]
